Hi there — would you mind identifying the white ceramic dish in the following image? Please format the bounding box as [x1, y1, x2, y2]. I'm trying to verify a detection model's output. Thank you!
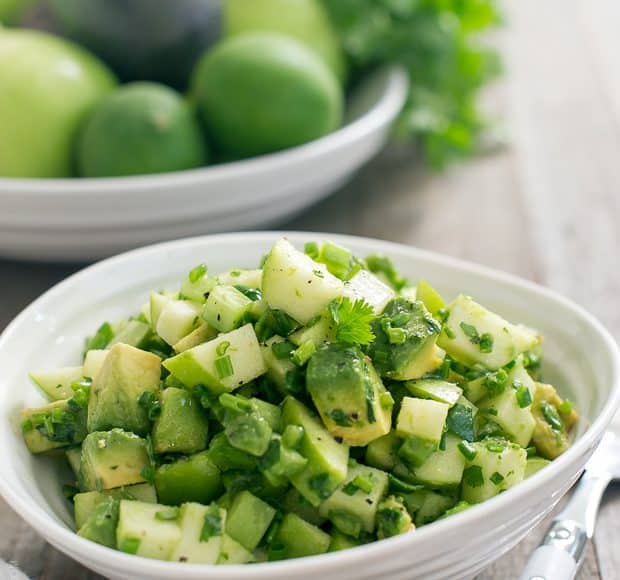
[0, 232, 618, 580]
[0, 69, 408, 262]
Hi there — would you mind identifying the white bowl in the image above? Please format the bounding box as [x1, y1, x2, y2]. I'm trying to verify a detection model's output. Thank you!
[0, 232, 618, 580]
[0, 69, 408, 262]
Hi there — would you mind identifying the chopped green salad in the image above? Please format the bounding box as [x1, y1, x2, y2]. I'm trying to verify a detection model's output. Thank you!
[21, 238, 578, 563]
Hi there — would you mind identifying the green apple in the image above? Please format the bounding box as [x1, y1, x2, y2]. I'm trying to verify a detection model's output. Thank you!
[224, 0, 346, 84]
[0, 29, 116, 178]
[0, 0, 35, 24]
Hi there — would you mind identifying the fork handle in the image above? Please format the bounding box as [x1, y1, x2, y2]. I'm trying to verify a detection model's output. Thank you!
[518, 471, 612, 580]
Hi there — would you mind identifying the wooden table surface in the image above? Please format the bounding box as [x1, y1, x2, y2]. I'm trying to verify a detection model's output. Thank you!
[2, 0, 619, 578]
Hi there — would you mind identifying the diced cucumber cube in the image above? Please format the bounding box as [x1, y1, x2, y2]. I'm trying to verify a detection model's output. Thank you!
[149, 292, 174, 330]
[117, 500, 182, 560]
[415, 280, 445, 315]
[155, 451, 222, 506]
[82, 349, 109, 380]
[461, 438, 526, 503]
[405, 379, 463, 407]
[173, 322, 217, 353]
[343, 269, 395, 314]
[524, 456, 551, 478]
[281, 397, 349, 506]
[319, 463, 388, 534]
[155, 299, 202, 346]
[365, 431, 401, 471]
[164, 324, 267, 394]
[29, 366, 83, 401]
[396, 397, 449, 443]
[77, 496, 119, 548]
[412, 433, 466, 487]
[262, 239, 343, 325]
[180, 265, 216, 303]
[216, 268, 263, 289]
[288, 315, 335, 348]
[226, 491, 276, 551]
[260, 335, 296, 392]
[169, 503, 225, 564]
[108, 320, 151, 349]
[203, 285, 253, 332]
[217, 534, 255, 564]
[269, 513, 331, 560]
[438, 294, 540, 369]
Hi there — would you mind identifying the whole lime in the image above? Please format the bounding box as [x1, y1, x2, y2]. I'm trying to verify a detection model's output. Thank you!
[76, 83, 208, 177]
[192, 33, 343, 158]
[224, 0, 346, 84]
[0, 29, 116, 178]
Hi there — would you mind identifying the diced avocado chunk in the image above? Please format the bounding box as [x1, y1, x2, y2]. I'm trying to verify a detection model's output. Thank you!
[82, 349, 109, 380]
[156, 299, 202, 346]
[531, 382, 578, 459]
[405, 379, 463, 407]
[437, 294, 540, 369]
[412, 433, 466, 487]
[281, 487, 325, 526]
[173, 322, 217, 353]
[376, 495, 414, 539]
[152, 388, 209, 454]
[87, 343, 161, 435]
[163, 324, 266, 394]
[169, 503, 225, 564]
[66, 446, 82, 476]
[108, 320, 151, 349]
[29, 366, 83, 401]
[74, 484, 157, 529]
[203, 285, 253, 332]
[461, 438, 527, 504]
[365, 431, 401, 471]
[319, 463, 389, 535]
[79, 429, 150, 491]
[226, 490, 276, 551]
[206, 432, 257, 472]
[217, 534, 255, 564]
[307, 344, 393, 446]
[269, 513, 331, 560]
[262, 239, 344, 325]
[343, 269, 395, 314]
[155, 451, 222, 506]
[478, 358, 536, 447]
[77, 496, 119, 548]
[525, 456, 551, 478]
[368, 298, 441, 380]
[260, 335, 297, 392]
[21, 398, 87, 454]
[281, 397, 349, 506]
[117, 500, 182, 560]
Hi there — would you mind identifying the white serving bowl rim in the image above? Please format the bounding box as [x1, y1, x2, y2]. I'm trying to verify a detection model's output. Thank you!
[0, 231, 618, 578]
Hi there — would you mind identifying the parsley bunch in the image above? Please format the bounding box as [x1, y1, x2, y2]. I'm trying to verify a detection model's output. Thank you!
[320, 0, 501, 168]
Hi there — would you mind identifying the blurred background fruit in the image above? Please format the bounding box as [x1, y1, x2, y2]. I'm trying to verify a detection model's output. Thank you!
[192, 33, 343, 158]
[0, 29, 116, 178]
[0, 0, 35, 24]
[47, 0, 222, 89]
[76, 82, 208, 178]
[224, 0, 346, 84]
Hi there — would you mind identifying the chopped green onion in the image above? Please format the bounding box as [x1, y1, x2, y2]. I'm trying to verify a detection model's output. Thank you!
[350, 474, 374, 494]
[463, 465, 484, 488]
[215, 355, 234, 379]
[379, 391, 394, 409]
[320, 241, 352, 279]
[541, 401, 563, 431]
[558, 399, 573, 415]
[155, 507, 180, 521]
[479, 333, 494, 353]
[271, 340, 294, 360]
[525, 446, 537, 457]
[459, 322, 480, 343]
[386, 326, 408, 344]
[458, 440, 477, 460]
[189, 263, 207, 283]
[304, 241, 320, 259]
[490, 472, 504, 485]
[515, 384, 532, 408]
[200, 505, 223, 541]
[291, 340, 316, 366]
[119, 537, 141, 554]
[484, 369, 508, 395]
[444, 326, 456, 339]
[216, 341, 231, 356]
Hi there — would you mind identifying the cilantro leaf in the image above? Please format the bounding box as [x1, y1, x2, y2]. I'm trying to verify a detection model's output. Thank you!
[328, 297, 376, 346]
